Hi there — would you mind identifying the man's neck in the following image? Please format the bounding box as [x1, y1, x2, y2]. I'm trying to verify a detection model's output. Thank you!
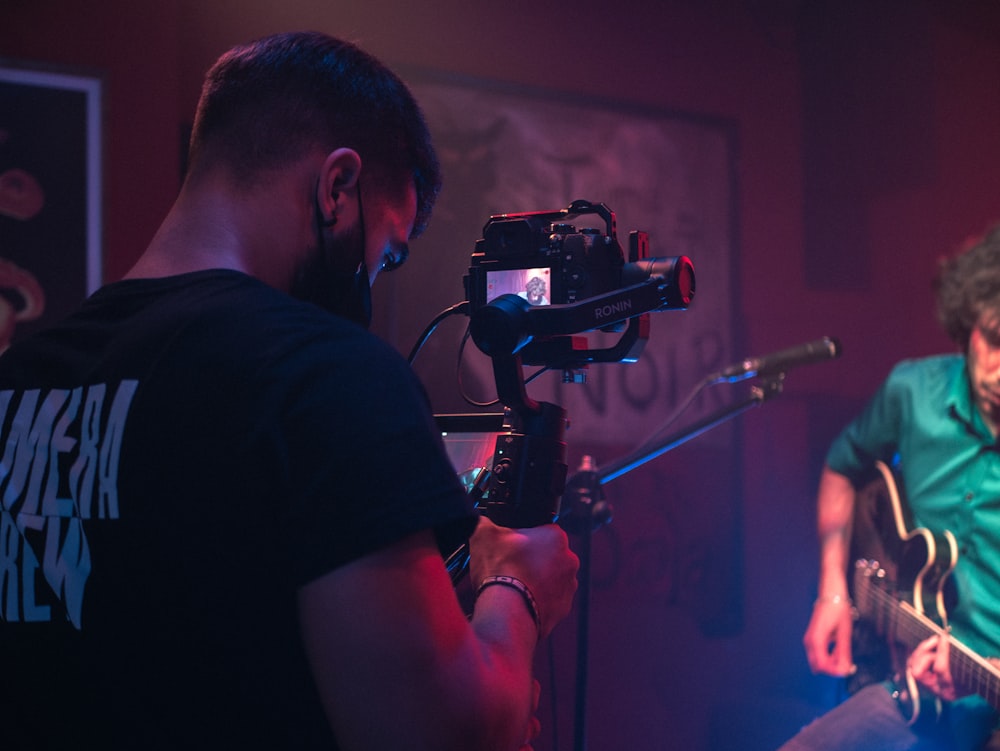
[124, 176, 304, 291]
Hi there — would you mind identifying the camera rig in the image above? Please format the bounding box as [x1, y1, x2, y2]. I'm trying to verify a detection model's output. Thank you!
[457, 200, 695, 528]
[465, 199, 694, 369]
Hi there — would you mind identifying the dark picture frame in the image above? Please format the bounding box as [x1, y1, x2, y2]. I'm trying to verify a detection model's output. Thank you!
[0, 62, 103, 350]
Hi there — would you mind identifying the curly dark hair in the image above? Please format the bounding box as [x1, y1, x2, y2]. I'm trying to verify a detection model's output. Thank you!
[935, 224, 1000, 348]
[186, 31, 441, 236]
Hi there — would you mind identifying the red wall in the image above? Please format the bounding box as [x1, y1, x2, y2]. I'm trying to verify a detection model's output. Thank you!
[5, 1, 1000, 748]
[4, 0, 182, 280]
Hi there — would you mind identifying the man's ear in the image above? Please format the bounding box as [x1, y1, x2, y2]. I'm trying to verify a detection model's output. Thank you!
[316, 147, 362, 225]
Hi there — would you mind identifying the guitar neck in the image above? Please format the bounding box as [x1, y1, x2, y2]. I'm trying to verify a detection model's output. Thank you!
[861, 574, 1000, 710]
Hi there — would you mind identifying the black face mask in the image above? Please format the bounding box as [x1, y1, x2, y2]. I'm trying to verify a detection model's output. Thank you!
[289, 188, 373, 328]
[328, 259, 372, 329]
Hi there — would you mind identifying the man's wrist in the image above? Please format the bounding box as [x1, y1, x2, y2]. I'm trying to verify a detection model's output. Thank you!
[814, 593, 852, 607]
[476, 575, 542, 641]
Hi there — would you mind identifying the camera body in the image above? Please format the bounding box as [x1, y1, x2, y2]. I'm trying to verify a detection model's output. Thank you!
[465, 200, 639, 314]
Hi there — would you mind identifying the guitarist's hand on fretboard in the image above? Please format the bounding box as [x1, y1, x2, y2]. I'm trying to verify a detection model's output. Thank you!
[908, 634, 959, 702]
[909, 633, 1000, 703]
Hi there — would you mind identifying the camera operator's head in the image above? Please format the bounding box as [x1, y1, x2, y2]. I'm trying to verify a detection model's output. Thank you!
[171, 32, 442, 325]
[186, 31, 440, 236]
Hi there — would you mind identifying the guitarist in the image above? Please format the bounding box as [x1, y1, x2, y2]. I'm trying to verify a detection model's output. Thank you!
[779, 224, 1000, 751]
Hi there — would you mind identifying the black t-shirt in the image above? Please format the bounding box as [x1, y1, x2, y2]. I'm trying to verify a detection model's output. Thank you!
[0, 269, 476, 749]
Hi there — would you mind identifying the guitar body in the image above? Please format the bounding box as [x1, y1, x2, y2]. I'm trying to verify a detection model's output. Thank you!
[864, 461, 959, 625]
[850, 460, 960, 723]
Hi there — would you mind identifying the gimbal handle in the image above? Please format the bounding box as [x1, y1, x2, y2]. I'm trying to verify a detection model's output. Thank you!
[476, 353, 568, 528]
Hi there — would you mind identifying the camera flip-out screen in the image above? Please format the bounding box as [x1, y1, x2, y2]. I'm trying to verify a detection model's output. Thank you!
[436, 413, 507, 491]
[486, 267, 552, 307]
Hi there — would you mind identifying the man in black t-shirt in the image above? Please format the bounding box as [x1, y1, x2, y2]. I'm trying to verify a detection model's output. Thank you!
[0, 31, 578, 750]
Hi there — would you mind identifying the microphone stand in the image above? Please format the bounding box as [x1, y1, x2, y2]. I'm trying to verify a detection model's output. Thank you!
[559, 375, 786, 751]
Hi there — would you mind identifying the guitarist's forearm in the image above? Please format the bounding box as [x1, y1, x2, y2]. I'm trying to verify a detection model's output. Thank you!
[816, 465, 856, 597]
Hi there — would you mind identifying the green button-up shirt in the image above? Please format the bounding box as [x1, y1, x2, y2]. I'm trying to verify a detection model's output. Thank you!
[828, 354, 1000, 661]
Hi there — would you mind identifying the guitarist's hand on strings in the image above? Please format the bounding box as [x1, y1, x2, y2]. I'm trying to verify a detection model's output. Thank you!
[805, 467, 859, 677]
[803, 592, 855, 677]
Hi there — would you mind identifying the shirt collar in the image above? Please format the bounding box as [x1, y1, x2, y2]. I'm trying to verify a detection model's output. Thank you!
[947, 359, 994, 441]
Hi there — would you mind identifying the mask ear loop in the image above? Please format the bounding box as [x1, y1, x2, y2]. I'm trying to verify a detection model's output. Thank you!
[314, 171, 338, 228]
[320, 176, 367, 275]
[308, 179, 372, 328]
[352, 178, 373, 327]
[354, 177, 367, 274]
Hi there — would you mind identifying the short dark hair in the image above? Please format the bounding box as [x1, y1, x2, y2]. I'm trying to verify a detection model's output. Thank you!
[935, 223, 1000, 348]
[187, 31, 441, 235]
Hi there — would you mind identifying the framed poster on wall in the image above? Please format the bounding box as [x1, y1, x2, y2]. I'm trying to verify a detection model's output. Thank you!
[374, 69, 742, 638]
[0, 62, 103, 352]
[377, 70, 738, 448]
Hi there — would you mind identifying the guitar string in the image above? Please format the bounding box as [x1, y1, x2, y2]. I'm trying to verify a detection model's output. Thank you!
[856, 570, 1000, 706]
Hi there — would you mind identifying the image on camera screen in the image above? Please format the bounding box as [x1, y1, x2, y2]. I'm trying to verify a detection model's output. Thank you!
[486, 267, 552, 306]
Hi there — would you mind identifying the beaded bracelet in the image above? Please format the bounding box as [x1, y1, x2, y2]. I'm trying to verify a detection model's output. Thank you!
[476, 575, 542, 640]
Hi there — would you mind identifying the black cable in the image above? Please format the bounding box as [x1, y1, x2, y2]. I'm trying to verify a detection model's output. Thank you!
[407, 301, 469, 365]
